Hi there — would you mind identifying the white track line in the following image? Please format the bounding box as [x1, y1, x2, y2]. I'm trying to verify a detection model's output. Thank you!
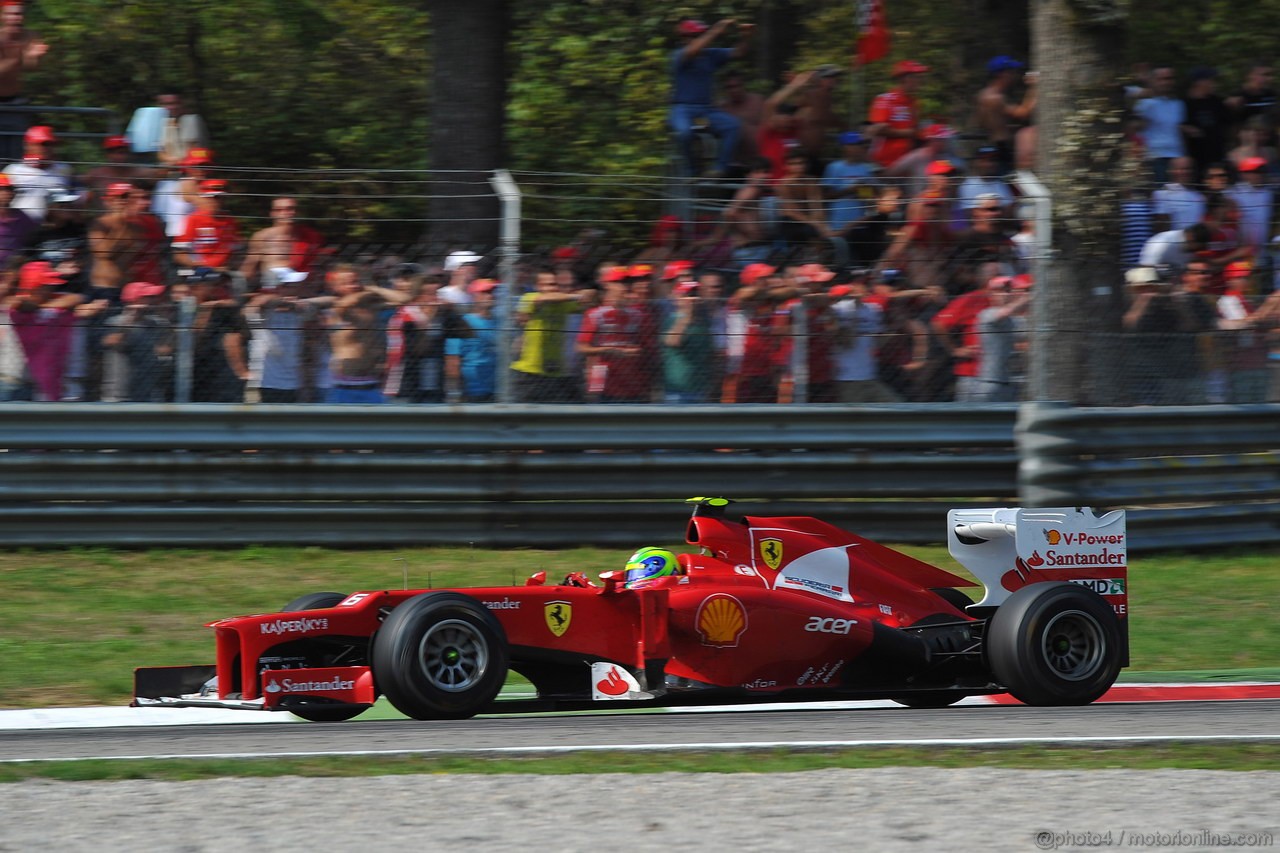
[5, 734, 1280, 764]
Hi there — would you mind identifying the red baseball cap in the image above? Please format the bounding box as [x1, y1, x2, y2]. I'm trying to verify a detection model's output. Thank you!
[1239, 156, 1268, 173]
[106, 182, 135, 198]
[739, 263, 777, 286]
[662, 260, 694, 280]
[199, 179, 227, 196]
[18, 261, 64, 292]
[600, 266, 629, 283]
[677, 19, 709, 36]
[627, 264, 653, 279]
[925, 160, 957, 176]
[182, 147, 213, 167]
[551, 246, 580, 261]
[25, 125, 56, 145]
[1224, 261, 1252, 280]
[122, 281, 167, 303]
[469, 278, 498, 294]
[103, 135, 129, 150]
[892, 60, 929, 77]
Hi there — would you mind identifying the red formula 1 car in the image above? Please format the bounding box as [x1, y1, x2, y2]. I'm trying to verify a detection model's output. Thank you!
[133, 499, 1130, 721]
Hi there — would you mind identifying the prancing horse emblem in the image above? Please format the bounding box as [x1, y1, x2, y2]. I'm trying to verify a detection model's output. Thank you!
[759, 538, 783, 571]
[545, 601, 572, 637]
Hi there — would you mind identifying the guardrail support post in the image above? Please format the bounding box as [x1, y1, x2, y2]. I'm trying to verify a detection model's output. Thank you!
[490, 169, 522, 404]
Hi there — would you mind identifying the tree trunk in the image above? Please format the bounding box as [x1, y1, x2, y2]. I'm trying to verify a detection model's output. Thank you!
[1029, 0, 1128, 404]
[427, 0, 507, 249]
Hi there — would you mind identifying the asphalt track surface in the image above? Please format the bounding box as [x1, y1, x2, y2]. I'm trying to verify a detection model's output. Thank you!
[4, 699, 1279, 762]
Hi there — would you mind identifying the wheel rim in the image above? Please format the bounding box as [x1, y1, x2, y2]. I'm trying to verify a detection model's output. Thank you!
[417, 618, 489, 692]
[1040, 609, 1105, 681]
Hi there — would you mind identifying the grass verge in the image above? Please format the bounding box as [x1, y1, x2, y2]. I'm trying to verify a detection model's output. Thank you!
[3, 744, 1278, 782]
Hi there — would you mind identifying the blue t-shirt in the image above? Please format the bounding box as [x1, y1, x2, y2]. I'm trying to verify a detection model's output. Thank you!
[1135, 97, 1187, 159]
[671, 47, 733, 106]
[445, 313, 498, 399]
[821, 160, 878, 230]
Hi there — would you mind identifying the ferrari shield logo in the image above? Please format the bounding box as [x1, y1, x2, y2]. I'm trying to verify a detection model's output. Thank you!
[544, 600, 572, 637]
[759, 538, 783, 571]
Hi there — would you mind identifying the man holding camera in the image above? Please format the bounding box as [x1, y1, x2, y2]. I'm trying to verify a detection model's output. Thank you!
[1122, 263, 1216, 405]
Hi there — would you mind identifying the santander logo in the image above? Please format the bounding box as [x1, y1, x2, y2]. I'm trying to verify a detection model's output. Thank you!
[596, 666, 629, 696]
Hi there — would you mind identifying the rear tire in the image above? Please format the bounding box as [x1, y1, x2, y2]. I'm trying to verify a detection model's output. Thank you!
[372, 592, 509, 720]
[986, 582, 1122, 706]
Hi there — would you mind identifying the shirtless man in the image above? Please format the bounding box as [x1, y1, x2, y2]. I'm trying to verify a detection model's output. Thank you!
[722, 157, 773, 265]
[87, 183, 142, 295]
[0, 2, 46, 98]
[240, 196, 326, 289]
[976, 56, 1037, 175]
[326, 287, 387, 404]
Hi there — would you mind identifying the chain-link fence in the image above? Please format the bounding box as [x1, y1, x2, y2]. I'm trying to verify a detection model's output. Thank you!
[1, 161, 1278, 405]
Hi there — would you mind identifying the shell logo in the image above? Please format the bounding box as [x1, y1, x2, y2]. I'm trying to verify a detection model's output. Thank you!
[695, 594, 748, 647]
[1044, 529, 1061, 545]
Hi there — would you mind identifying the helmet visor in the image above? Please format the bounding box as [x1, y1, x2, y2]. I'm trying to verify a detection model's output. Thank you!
[624, 556, 671, 585]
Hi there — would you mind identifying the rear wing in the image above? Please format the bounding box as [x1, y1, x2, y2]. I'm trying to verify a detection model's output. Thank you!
[947, 507, 1127, 609]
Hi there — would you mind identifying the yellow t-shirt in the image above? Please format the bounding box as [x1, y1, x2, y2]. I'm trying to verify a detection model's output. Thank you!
[511, 293, 579, 377]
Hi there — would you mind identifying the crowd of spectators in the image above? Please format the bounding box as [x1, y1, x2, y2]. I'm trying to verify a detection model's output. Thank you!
[2, 10, 1280, 405]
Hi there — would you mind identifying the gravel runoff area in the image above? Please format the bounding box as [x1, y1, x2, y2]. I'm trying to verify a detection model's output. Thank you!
[3, 767, 1278, 851]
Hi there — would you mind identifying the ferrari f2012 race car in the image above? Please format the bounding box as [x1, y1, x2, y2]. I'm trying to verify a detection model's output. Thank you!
[133, 499, 1129, 721]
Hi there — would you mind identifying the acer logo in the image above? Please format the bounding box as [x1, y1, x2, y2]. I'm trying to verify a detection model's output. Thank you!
[804, 616, 857, 634]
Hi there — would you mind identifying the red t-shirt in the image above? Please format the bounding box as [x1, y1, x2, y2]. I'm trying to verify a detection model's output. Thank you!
[128, 213, 167, 285]
[758, 126, 799, 180]
[282, 224, 327, 273]
[868, 88, 918, 168]
[577, 305, 649, 400]
[740, 305, 782, 378]
[180, 212, 241, 269]
[933, 289, 992, 378]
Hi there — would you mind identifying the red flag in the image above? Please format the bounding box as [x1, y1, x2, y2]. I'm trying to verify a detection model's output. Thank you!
[856, 0, 890, 65]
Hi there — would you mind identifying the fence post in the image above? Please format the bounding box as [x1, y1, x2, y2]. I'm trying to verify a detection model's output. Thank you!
[490, 169, 521, 404]
[1014, 169, 1053, 404]
[174, 296, 196, 403]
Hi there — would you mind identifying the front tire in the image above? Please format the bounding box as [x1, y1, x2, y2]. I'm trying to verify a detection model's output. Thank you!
[986, 582, 1122, 706]
[282, 592, 347, 612]
[372, 592, 509, 720]
[890, 691, 965, 709]
[278, 591, 365, 722]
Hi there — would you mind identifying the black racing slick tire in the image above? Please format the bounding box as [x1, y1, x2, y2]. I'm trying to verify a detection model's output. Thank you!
[276, 591, 365, 722]
[986, 582, 1122, 706]
[281, 592, 347, 612]
[372, 592, 509, 720]
[890, 691, 965, 709]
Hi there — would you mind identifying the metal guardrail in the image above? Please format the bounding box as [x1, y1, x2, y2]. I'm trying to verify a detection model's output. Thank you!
[1, 402, 1278, 551]
[0, 404, 1018, 547]
[1018, 401, 1280, 549]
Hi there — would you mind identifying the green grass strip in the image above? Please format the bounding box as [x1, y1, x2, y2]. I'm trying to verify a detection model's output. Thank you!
[3, 743, 1278, 783]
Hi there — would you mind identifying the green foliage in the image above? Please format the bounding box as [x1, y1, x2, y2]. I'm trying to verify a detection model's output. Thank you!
[17, 0, 1280, 247]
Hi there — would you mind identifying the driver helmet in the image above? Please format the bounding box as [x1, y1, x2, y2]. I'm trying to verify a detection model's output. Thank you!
[624, 547, 680, 587]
